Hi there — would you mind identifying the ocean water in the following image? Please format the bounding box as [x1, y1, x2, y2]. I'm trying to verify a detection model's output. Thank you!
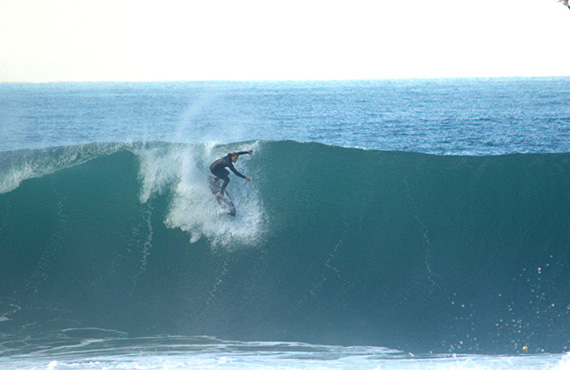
[1, 78, 570, 369]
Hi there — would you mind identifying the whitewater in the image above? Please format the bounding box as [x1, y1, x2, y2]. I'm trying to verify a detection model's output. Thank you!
[1, 78, 570, 369]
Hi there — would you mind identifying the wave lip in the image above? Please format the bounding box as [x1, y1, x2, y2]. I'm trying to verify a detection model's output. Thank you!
[0, 143, 128, 194]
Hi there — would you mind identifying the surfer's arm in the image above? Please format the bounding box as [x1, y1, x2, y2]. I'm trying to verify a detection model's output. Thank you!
[228, 162, 247, 179]
[235, 150, 253, 156]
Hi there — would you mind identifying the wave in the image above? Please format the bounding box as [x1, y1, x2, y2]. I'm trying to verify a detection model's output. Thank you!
[1, 141, 570, 354]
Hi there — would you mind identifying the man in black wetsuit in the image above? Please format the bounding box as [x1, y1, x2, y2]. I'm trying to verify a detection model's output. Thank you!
[210, 150, 253, 198]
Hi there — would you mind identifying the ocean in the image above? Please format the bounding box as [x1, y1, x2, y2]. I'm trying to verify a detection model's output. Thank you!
[1, 77, 570, 369]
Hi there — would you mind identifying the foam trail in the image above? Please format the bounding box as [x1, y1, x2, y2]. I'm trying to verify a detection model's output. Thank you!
[552, 352, 570, 370]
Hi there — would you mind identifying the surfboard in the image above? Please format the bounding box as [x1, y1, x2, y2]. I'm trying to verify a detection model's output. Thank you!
[209, 176, 236, 216]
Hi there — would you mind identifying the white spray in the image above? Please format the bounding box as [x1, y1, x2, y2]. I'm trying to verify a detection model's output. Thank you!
[136, 142, 264, 249]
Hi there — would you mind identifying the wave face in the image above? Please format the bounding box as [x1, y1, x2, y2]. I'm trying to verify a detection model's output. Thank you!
[1, 141, 570, 354]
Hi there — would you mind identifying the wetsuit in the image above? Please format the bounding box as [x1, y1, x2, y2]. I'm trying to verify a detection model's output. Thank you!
[209, 151, 249, 195]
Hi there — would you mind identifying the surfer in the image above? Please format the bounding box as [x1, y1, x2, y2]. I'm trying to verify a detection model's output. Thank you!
[210, 150, 253, 198]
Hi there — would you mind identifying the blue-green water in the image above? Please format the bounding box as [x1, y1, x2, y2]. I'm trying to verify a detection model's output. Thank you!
[2, 78, 569, 154]
[1, 78, 570, 369]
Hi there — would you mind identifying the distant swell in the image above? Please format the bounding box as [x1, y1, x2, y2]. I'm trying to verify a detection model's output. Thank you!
[1, 141, 570, 354]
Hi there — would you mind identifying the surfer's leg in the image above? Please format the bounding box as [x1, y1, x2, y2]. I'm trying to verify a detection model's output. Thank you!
[212, 169, 230, 195]
[211, 169, 228, 187]
[219, 174, 230, 194]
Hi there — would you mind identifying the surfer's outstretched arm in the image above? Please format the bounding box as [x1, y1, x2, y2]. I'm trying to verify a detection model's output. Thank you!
[228, 150, 253, 181]
[228, 162, 246, 179]
[235, 150, 253, 156]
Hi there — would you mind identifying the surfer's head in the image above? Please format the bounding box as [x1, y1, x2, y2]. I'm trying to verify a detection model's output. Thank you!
[231, 153, 239, 162]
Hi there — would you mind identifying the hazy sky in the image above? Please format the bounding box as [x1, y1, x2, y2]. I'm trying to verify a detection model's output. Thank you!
[1, 0, 569, 82]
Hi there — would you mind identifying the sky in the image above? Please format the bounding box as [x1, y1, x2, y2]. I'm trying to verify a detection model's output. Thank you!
[0, 0, 569, 82]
